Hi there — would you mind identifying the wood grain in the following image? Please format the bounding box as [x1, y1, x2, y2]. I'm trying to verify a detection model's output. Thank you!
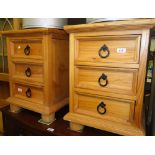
[64, 19, 153, 135]
[13, 83, 44, 105]
[10, 37, 43, 59]
[1, 28, 68, 37]
[134, 30, 150, 128]
[12, 62, 43, 84]
[64, 112, 144, 136]
[4, 29, 69, 123]
[74, 66, 138, 97]
[75, 35, 141, 64]
[64, 18, 155, 33]
[73, 92, 135, 124]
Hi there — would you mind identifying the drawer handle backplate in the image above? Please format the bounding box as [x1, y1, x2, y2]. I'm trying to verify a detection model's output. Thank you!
[97, 101, 106, 115]
[24, 45, 31, 55]
[26, 88, 32, 98]
[98, 44, 110, 58]
[25, 67, 31, 77]
[98, 73, 108, 87]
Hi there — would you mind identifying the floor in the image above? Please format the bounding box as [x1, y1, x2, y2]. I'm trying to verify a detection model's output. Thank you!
[2, 106, 118, 136]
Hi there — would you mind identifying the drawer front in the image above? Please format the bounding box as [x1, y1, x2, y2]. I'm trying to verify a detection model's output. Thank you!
[10, 38, 43, 59]
[75, 35, 141, 64]
[13, 83, 44, 104]
[12, 63, 44, 83]
[74, 92, 135, 123]
[75, 66, 137, 96]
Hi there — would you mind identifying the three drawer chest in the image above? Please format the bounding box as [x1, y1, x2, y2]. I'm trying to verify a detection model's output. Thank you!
[64, 19, 155, 135]
[3, 28, 69, 123]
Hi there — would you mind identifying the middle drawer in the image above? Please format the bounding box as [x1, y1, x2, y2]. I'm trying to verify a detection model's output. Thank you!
[75, 66, 138, 97]
[12, 62, 44, 84]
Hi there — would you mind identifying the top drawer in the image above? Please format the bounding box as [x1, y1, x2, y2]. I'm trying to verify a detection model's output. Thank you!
[9, 38, 43, 59]
[75, 35, 141, 64]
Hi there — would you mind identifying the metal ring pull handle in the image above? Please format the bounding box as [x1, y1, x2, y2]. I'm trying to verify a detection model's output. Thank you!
[97, 101, 106, 115]
[98, 73, 108, 87]
[25, 67, 31, 77]
[25, 88, 32, 98]
[24, 45, 30, 55]
[98, 44, 110, 58]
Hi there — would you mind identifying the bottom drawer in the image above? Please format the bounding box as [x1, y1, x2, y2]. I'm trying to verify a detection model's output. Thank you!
[73, 92, 135, 124]
[13, 83, 44, 104]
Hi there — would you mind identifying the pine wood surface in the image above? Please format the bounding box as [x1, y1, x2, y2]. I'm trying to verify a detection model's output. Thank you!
[3, 28, 69, 122]
[75, 35, 140, 64]
[64, 19, 155, 32]
[12, 63, 43, 84]
[74, 66, 138, 97]
[64, 19, 153, 135]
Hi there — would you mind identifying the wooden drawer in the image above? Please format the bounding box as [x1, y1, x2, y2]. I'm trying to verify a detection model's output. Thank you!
[12, 62, 44, 84]
[13, 83, 44, 104]
[74, 92, 135, 124]
[75, 35, 141, 64]
[75, 66, 138, 96]
[10, 38, 43, 59]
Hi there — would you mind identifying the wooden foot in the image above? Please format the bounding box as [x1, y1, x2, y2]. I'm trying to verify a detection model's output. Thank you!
[41, 113, 55, 123]
[10, 104, 21, 113]
[69, 122, 84, 132]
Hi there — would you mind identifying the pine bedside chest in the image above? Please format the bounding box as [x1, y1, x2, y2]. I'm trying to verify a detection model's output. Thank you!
[64, 19, 155, 136]
[3, 28, 69, 123]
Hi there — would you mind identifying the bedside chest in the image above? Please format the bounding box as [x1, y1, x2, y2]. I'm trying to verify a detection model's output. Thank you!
[64, 19, 155, 135]
[3, 28, 69, 123]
